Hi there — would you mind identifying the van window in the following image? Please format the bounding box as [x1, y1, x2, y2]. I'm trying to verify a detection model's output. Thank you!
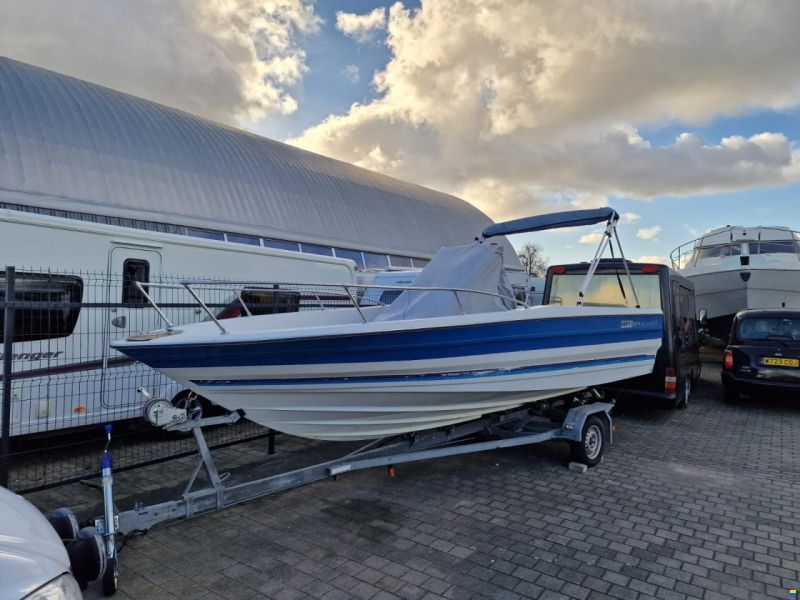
[0, 272, 83, 343]
[217, 289, 300, 319]
[122, 259, 150, 305]
[548, 273, 662, 309]
[672, 283, 696, 346]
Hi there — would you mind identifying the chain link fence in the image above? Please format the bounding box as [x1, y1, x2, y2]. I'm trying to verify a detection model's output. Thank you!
[0, 266, 311, 492]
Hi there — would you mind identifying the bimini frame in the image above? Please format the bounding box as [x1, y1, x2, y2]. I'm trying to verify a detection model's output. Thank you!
[481, 207, 641, 309]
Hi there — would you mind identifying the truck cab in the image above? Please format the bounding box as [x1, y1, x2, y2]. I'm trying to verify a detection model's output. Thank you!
[543, 259, 701, 408]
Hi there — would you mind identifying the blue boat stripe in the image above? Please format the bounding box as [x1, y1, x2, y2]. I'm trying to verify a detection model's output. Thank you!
[190, 354, 655, 387]
[118, 313, 663, 369]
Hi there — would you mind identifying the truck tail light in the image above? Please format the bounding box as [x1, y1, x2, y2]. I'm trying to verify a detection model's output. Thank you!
[723, 351, 734, 370]
[664, 367, 677, 394]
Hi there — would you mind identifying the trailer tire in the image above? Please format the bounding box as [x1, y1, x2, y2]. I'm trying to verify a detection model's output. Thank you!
[102, 556, 118, 596]
[570, 415, 605, 467]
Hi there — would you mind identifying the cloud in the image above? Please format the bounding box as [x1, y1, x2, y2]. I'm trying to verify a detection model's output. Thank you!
[636, 226, 662, 240]
[292, 0, 800, 221]
[335, 7, 387, 43]
[0, 0, 319, 124]
[341, 64, 360, 83]
[579, 232, 604, 244]
[635, 255, 669, 265]
[621, 212, 641, 224]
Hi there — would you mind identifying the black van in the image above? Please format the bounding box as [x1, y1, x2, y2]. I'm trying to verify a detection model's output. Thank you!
[542, 259, 701, 408]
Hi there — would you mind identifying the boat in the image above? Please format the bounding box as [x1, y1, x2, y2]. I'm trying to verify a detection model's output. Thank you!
[112, 208, 663, 442]
[671, 225, 800, 338]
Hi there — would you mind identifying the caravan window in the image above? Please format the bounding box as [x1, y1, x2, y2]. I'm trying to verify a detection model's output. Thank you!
[0, 272, 83, 343]
[122, 259, 150, 305]
[548, 273, 662, 309]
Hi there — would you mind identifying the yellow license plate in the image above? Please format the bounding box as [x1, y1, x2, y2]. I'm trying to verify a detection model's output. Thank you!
[763, 357, 799, 368]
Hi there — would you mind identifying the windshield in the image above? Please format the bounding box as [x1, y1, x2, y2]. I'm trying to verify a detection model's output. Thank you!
[738, 317, 800, 342]
[751, 241, 799, 255]
[548, 273, 662, 309]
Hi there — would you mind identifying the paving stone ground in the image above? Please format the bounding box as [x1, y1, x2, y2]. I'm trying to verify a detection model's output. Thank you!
[27, 362, 800, 599]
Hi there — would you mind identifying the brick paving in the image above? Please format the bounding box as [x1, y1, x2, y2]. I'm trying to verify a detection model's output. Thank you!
[27, 363, 800, 599]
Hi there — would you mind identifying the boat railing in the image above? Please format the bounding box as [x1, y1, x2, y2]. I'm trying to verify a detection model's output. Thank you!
[134, 280, 529, 334]
[670, 226, 800, 270]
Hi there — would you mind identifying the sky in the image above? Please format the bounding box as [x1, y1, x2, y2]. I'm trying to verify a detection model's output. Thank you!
[1, 0, 800, 267]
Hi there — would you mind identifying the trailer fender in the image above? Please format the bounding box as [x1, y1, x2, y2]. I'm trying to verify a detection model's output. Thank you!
[559, 402, 613, 444]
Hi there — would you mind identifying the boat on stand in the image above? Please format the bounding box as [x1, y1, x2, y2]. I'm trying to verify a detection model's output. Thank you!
[113, 208, 664, 442]
[671, 225, 800, 339]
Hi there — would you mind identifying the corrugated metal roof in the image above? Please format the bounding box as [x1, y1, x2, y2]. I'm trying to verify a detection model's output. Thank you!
[0, 57, 515, 262]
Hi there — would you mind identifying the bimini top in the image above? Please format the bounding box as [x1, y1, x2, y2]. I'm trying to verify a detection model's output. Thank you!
[0, 57, 514, 262]
[482, 207, 618, 239]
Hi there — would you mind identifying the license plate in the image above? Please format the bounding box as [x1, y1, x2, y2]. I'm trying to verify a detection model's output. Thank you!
[763, 357, 800, 368]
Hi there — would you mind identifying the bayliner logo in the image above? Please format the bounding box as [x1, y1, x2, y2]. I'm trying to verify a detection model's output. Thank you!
[620, 319, 661, 329]
[0, 351, 64, 361]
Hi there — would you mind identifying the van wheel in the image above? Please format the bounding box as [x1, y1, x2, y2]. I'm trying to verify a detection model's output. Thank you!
[676, 377, 691, 409]
[569, 415, 606, 467]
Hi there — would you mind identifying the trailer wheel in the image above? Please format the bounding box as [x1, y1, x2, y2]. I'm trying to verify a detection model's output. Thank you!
[102, 556, 118, 596]
[570, 415, 605, 467]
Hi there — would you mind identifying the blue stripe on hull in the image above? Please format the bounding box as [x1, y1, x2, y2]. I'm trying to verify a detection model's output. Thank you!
[191, 354, 655, 387]
[119, 314, 663, 369]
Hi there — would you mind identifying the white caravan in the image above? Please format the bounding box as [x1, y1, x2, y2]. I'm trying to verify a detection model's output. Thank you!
[671, 225, 800, 338]
[0, 210, 356, 436]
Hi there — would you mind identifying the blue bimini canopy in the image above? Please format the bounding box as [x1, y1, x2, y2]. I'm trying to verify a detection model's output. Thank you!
[482, 207, 619, 239]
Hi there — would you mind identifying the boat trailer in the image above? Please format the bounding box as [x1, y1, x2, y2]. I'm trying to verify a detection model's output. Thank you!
[58, 391, 614, 595]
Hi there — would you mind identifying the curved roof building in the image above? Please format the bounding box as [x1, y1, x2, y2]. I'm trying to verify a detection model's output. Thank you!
[0, 57, 515, 269]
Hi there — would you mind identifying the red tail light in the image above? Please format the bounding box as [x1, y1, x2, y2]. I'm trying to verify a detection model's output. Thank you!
[551, 266, 566, 274]
[641, 264, 659, 273]
[664, 366, 677, 394]
[723, 351, 734, 370]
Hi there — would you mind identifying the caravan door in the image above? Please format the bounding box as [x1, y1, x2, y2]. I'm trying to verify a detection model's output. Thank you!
[101, 244, 164, 412]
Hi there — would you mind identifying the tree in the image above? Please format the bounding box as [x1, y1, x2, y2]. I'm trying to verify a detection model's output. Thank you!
[517, 242, 549, 277]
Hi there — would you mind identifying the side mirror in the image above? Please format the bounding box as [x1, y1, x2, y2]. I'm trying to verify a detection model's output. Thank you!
[698, 309, 708, 326]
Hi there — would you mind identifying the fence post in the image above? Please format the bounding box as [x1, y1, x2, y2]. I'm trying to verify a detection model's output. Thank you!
[0, 266, 15, 488]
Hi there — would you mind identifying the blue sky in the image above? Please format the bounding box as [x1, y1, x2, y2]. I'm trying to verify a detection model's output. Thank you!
[248, 3, 800, 267]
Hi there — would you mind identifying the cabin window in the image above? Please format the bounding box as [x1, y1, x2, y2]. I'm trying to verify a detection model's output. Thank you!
[216, 289, 300, 319]
[411, 258, 429, 268]
[752, 240, 799, 255]
[691, 244, 741, 261]
[301, 243, 333, 256]
[0, 272, 83, 343]
[263, 238, 300, 252]
[364, 252, 389, 269]
[226, 233, 260, 246]
[122, 259, 150, 305]
[187, 228, 225, 241]
[334, 248, 365, 269]
[388, 255, 413, 268]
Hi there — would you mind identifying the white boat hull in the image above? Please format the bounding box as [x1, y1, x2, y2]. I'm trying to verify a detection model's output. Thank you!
[116, 306, 663, 441]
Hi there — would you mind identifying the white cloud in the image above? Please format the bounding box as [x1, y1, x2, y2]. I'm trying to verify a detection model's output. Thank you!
[635, 255, 669, 265]
[636, 226, 662, 240]
[341, 64, 360, 83]
[579, 232, 604, 244]
[292, 0, 800, 221]
[621, 212, 641, 224]
[335, 7, 387, 43]
[0, 0, 319, 124]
